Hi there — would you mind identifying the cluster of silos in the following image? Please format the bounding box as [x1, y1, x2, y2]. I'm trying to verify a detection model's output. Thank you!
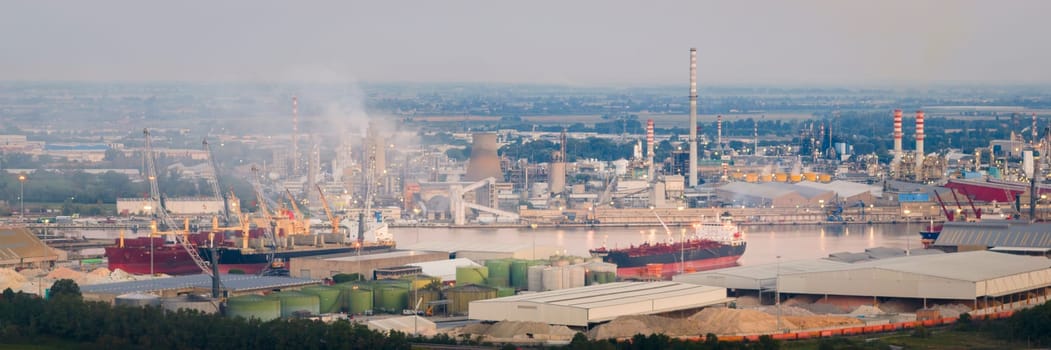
[733, 172, 833, 183]
[226, 295, 282, 321]
[524, 259, 617, 292]
[444, 284, 498, 315]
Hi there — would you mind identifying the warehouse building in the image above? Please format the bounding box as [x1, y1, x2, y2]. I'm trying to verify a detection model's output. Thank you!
[468, 282, 731, 327]
[0, 226, 62, 268]
[675, 251, 1051, 310]
[80, 274, 321, 303]
[934, 221, 1051, 255]
[289, 250, 447, 280]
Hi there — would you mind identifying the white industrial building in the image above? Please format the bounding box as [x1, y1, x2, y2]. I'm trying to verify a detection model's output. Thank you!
[675, 251, 1051, 306]
[407, 258, 481, 282]
[469, 282, 731, 327]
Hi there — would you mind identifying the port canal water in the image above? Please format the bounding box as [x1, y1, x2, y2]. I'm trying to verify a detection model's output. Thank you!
[392, 223, 919, 266]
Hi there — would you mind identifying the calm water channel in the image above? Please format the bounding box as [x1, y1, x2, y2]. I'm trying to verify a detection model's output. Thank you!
[391, 223, 923, 266]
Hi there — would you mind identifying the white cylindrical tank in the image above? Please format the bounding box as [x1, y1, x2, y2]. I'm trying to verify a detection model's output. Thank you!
[566, 265, 586, 289]
[542, 267, 565, 291]
[528, 265, 546, 292]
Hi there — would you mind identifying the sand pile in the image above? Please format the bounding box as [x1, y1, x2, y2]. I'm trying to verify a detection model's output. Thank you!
[751, 305, 816, 317]
[0, 269, 28, 291]
[689, 308, 799, 335]
[800, 303, 849, 314]
[588, 314, 698, 340]
[849, 305, 883, 316]
[88, 267, 111, 277]
[734, 295, 760, 307]
[46, 267, 86, 283]
[17, 268, 45, 279]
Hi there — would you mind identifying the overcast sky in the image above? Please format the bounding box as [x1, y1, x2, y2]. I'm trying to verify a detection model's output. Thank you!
[3, 1, 1049, 86]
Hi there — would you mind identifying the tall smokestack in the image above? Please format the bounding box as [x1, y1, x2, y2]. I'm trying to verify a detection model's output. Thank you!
[717, 115, 723, 151]
[893, 109, 903, 158]
[292, 96, 299, 177]
[915, 110, 925, 178]
[647, 119, 655, 181]
[688, 48, 698, 188]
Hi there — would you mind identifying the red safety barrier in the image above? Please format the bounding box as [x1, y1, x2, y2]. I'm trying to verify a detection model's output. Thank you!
[998, 311, 1014, 319]
[922, 319, 937, 327]
[863, 325, 883, 333]
[827, 328, 843, 336]
[941, 317, 958, 324]
[901, 321, 916, 329]
[771, 333, 797, 341]
[843, 327, 864, 335]
[744, 335, 761, 342]
[882, 323, 897, 331]
[819, 330, 833, 337]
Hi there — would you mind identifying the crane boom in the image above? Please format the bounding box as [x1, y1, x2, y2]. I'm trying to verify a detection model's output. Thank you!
[143, 128, 214, 277]
[316, 185, 340, 235]
[203, 137, 231, 224]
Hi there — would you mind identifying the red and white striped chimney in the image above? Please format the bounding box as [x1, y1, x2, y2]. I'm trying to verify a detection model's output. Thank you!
[893, 109, 903, 158]
[915, 110, 925, 176]
[647, 119, 655, 180]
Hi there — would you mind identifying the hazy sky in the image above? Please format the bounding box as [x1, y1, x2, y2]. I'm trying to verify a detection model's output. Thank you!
[3, 1, 1049, 86]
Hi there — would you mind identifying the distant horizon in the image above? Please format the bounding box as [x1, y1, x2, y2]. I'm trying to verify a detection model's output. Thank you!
[4, 79, 1051, 91]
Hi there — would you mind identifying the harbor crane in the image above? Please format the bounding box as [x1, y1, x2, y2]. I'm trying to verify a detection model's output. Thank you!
[316, 184, 342, 235]
[203, 137, 232, 225]
[143, 129, 222, 297]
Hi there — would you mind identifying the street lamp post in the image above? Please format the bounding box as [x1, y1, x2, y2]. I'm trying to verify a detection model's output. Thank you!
[17, 174, 26, 219]
[776, 255, 782, 332]
[904, 209, 911, 255]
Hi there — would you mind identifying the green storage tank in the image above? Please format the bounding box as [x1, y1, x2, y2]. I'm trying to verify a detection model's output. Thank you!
[510, 260, 542, 290]
[348, 287, 374, 315]
[226, 295, 280, 321]
[376, 285, 409, 313]
[301, 286, 341, 314]
[334, 282, 370, 312]
[270, 291, 320, 318]
[445, 284, 497, 315]
[485, 260, 511, 287]
[496, 286, 515, 297]
[456, 266, 488, 286]
[399, 274, 441, 290]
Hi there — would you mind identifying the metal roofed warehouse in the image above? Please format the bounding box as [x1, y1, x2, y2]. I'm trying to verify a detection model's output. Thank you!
[468, 282, 730, 326]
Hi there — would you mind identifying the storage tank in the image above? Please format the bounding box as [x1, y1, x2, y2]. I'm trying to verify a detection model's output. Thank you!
[412, 289, 441, 311]
[484, 260, 511, 288]
[804, 172, 817, 182]
[445, 284, 497, 315]
[115, 293, 161, 308]
[161, 294, 218, 314]
[376, 285, 409, 313]
[399, 275, 441, 290]
[527, 265, 546, 291]
[348, 287, 374, 315]
[566, 265, 586, 289]
[301, 286, 341, 314]
[819, 174, 833, 183]
[775, 173, 788, 182]
[790, 174, 802, 183]
[542, 267, 564, 291]
[510, 260, 535, 290]
[271, 291, 320, 318]
[226, 295, 280, 321]
[455, 266, 488, 286]
[334, 282, 368, 312]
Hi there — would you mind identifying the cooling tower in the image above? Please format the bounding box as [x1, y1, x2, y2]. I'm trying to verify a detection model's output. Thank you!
[466, 133, 502, 181]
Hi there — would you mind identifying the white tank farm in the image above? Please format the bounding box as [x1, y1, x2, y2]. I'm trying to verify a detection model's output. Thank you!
[527, 265, 546, 292]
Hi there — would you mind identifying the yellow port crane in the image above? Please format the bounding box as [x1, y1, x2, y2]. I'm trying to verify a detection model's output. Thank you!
[316, 184, 341, 235]
[284, 189, 309, 235]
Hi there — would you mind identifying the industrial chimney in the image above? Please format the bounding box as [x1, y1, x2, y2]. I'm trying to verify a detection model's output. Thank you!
[688, 48, 699, 188]
[647, 119, 655, 181]
[915, 110, 925, 178]
[550, 129, 567, 194]
[893, 109, 903, 158]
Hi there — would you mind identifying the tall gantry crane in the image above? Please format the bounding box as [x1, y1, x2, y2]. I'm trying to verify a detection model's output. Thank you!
[143, 129, 219, 291]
